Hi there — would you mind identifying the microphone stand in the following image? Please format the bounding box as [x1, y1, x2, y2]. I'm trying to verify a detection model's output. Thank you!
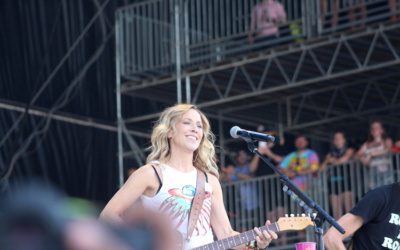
[246, 140, 345, 250]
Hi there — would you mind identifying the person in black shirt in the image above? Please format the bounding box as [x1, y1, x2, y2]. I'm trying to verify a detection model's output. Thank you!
[324, 182, 400, 249]
[320, 132, 354, 219]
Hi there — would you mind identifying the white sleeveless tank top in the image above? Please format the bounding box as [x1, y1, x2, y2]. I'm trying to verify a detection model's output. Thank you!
[141, 162, 213, 249]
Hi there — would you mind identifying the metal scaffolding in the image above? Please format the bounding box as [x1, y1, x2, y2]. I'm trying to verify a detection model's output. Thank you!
[115, 0, 400, 184]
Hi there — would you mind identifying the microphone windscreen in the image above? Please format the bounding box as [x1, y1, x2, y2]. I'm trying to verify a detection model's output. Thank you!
[229, 126, 240, 138]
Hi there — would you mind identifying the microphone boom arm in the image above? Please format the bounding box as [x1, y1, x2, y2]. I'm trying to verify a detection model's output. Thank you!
[245, 140, 345, 250]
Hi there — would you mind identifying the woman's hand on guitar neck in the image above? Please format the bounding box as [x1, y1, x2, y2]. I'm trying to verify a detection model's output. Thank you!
[254, 220, 278, 249]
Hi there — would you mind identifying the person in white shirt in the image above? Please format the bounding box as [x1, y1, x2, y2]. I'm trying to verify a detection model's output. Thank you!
[100, 104, 277, 250]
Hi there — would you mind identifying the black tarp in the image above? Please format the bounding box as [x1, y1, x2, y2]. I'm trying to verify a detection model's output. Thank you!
[0, 0, 151, 203]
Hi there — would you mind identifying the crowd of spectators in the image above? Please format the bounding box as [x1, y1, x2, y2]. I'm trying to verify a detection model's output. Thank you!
[220, 120, 400, 243]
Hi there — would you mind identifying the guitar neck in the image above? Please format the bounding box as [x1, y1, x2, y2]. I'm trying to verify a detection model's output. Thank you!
[192, 223, 279, 250]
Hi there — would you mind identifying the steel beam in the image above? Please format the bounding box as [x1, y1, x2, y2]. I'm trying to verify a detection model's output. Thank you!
[0, 99, 150, 139]
[121, 23, 400, 92]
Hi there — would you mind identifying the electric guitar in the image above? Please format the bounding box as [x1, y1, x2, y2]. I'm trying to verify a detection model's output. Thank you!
[192, 215, 314, 250]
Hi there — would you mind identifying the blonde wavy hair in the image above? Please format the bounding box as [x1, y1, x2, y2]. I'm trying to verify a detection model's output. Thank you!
[147, 104, 219, 177]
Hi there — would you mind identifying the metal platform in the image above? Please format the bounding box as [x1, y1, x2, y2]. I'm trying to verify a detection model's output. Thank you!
[123, 22, 400, 138]
[115, 0, 400, 181]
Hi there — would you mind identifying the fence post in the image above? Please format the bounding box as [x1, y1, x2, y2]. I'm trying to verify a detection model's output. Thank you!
[174, 0, 182, 103]
[303, 0, 319, 39]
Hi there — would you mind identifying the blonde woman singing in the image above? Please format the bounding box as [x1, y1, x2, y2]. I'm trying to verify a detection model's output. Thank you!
[100, 104, 277, 249]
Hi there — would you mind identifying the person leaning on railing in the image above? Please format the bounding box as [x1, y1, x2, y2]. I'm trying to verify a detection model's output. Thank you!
[356, 120, 393, 190]
[279, 135, 320, 192]
[319, 131, 354, 220]
[349, 0, 367, 30]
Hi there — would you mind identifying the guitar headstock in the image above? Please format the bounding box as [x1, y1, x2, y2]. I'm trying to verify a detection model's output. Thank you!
[276, 214, 314, 232]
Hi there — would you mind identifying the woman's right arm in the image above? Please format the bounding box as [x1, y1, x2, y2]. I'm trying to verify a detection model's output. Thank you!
[357, 143, 371, 166]
[320, 153, 332, 172]
[335, 148, 354, 164]
[99, 164, 156, 224]
[369, 138, 393, 157]
[356, 143, 366, 157]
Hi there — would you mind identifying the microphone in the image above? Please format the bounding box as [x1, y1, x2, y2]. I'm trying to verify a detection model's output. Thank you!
[230, 126, 275, 143]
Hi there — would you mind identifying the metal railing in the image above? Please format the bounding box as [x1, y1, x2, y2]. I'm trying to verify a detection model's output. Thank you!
[221, 153, 400, 248]
[116, 0, 307, 77]
[183, 0, 305, 65]
[318, 0, 399, 34]
[116, 0, 400, 79]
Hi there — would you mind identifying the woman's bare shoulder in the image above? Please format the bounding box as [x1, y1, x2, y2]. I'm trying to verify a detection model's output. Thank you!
[126, 164, 158, 183]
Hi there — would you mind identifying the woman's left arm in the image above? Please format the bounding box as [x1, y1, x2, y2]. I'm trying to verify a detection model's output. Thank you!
[370, 138, 393, 157]
[209, 175, 277, 249]
[335, 148, 355, 164]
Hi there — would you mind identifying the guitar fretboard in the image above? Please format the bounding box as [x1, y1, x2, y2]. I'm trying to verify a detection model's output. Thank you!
[192, 223, 279, 250]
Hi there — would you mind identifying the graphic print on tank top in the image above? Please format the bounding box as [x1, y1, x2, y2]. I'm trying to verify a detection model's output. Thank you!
[159, 185, 212, 236]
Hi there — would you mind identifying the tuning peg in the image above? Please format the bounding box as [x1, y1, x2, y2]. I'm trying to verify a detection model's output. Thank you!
[301, 213, 306, 217]
[285, 214, 289, 217]
[296, 214, 300, 217]
[290, 214, 294, 217]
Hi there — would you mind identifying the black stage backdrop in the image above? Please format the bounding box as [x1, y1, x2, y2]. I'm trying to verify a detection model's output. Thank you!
[0, 0, 154, 204]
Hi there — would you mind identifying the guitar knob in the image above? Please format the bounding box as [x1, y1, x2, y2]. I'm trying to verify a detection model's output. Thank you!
[290, 214, 294, 217]
[296, 214, 300, 217]
[285, 214, 289, 217]
[301, 213, 306, 217]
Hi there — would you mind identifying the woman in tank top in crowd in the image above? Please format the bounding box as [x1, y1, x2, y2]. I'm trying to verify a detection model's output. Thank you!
[357, 120, 393, 190]
[320, 131, 354, 219]
[100, 104, 277, 250]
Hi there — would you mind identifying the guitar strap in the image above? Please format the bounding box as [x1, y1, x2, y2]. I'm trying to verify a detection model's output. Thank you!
[187, 169, 206, 241]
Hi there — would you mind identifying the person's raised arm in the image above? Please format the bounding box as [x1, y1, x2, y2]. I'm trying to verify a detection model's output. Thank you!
[324, 213, 363, 250]
[249, 154, 261, 173]
[99, 164, 157, 224]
